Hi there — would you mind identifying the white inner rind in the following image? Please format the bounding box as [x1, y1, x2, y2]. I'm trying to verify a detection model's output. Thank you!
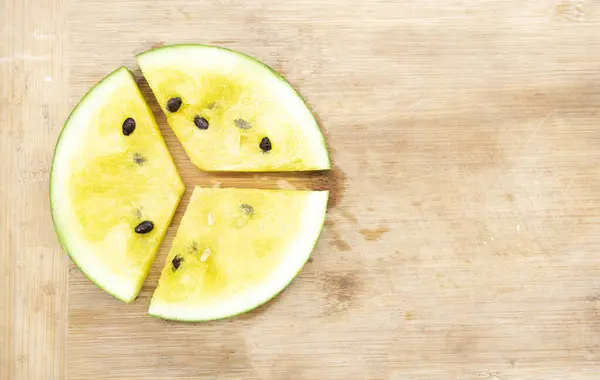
[148, 190, 329, 321]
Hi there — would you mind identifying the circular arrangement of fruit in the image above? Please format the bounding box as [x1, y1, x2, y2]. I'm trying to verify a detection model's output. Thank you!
[50, 45, 330, 321]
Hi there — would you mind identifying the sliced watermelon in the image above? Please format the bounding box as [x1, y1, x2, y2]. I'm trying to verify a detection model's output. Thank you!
[50, 67, 185, 303]
[149, 187, 328, 321]
[137, 44, 330, 172]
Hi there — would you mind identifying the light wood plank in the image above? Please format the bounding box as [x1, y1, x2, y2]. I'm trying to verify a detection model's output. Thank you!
[1, 0, 68, 378]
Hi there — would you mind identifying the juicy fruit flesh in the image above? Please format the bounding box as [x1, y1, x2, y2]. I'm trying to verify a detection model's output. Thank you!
[52, 68, 184, 302]
[151, 187, 324, 316]
[138, 46, 330, 171]
[68, 90, 181, 279]
[150, 68, 304, 169]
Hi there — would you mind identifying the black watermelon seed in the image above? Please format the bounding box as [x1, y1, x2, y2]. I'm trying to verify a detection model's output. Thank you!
[234, 118, 252, 130]
[166, 97, 182, 112]
[194, 116, 209, 130]
[171, 255, 183, 271]
[122, 117, 136, 136]
[240, 204, 254, 216]
[133, 153, 147, 166]
[135, 220, 154, 234]
[259, 137, 272, 152]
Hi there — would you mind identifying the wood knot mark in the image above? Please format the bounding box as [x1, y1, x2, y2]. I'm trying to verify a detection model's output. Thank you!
[555, 0, 587, 22]
[322, 271, 362, 315]
[359, 226, 390, 241]
[42, 282, 56, 296]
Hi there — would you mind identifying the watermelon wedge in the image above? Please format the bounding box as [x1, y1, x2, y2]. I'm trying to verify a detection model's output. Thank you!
[149, 186, 328, 321]
[137, 44, 330, 172]
[50, 67, 185, 303]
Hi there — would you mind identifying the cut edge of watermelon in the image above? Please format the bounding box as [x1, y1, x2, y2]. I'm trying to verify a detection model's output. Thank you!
[147, 189, 329, 321]
[49, 66, 185, 303]
[136, 44, 331, 172]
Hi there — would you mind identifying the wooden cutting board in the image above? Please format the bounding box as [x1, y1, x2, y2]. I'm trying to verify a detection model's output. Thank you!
[4, 0, 600, 378]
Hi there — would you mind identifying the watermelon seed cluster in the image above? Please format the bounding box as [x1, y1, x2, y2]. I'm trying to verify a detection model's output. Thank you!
[164, 95, 274, 154]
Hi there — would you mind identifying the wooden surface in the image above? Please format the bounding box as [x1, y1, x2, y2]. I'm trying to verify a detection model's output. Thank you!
[1, 0, 69, 379]
[3, 0, 600, 379]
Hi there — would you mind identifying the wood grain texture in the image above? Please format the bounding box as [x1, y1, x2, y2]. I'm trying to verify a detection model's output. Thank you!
[1, 0, 69, 379]
[4, 0, 600, 378]
[66, 1, 600, 379]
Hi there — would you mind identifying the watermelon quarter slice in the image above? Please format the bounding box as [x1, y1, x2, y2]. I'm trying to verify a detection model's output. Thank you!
[137, 45, 330, 172]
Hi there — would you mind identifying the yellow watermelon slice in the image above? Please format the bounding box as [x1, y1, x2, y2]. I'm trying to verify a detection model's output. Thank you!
[149, 187, 328, 321]
[50, 67, 185, 302]
[137, 44, 330, 172]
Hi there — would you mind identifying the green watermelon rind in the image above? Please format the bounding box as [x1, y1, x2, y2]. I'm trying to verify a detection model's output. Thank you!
[147, 189, 329, 322]
[136, 44, 331, 171]
[49, 66, 184, 303]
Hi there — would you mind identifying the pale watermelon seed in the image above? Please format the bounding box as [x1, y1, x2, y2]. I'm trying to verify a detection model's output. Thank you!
[200, 248, 211, 262]
[234, 118, 251, 130]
